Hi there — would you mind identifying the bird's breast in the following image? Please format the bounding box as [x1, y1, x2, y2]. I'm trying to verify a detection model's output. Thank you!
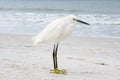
[56, 24, 74, 42]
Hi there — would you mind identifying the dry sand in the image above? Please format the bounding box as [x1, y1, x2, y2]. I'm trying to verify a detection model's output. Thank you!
[0, 34, 120, 80]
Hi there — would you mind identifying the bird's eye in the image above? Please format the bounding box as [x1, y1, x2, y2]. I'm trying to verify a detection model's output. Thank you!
[73, 18, 77, 21]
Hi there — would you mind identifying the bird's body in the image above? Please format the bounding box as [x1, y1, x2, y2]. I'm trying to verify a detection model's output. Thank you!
[33, 16, 75, 44]
[33, 15, 90, 74]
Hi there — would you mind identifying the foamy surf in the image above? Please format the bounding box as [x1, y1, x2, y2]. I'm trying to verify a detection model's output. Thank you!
[0, 12, 120, 38]
[0, 12, 120, 25]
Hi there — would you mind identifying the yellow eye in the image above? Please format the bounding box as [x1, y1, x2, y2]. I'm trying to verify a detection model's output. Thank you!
[73, 18, 77, 21]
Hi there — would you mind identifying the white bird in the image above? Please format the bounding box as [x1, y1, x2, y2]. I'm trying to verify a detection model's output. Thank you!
[33, 15, 90, 74]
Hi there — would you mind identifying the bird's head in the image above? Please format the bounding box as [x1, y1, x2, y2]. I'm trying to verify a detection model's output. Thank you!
[65, 15, 90, 25]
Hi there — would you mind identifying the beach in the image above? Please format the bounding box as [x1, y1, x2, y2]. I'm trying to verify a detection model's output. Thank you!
[0, 0, 120, 80]
[0, 33, 120, 80]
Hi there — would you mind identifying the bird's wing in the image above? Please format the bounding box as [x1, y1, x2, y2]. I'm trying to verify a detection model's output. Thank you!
[33, 19, 66, 44]
[58, 24, 74, 41]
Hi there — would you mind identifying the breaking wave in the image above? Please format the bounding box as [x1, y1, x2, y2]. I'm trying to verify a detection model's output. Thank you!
[0, 12, 120, 25]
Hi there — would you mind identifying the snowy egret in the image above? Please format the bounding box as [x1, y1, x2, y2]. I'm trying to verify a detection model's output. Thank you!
[33, 15, 90, 74]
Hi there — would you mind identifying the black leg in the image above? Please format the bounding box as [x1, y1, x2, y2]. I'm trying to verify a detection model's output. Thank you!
[55, 43, 59, 69]
[52, 43, 59, 70]
[52, 45, 56, 69]
[51, 43, 66, 74]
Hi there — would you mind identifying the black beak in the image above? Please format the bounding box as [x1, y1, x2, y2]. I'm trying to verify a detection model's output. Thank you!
[76, 20, 90, 25]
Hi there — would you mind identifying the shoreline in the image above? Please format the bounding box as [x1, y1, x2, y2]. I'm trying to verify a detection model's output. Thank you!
[0, 33, 120, 80]
[0, 33, 120, 47]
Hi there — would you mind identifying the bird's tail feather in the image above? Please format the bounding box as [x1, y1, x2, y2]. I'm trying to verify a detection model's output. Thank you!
[32, 35, 39, 45]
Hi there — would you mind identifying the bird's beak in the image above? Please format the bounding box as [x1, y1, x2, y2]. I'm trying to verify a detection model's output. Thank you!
[73, 18, 90, 25]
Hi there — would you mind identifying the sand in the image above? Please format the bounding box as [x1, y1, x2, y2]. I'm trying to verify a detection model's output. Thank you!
[0, 33, 120, 80]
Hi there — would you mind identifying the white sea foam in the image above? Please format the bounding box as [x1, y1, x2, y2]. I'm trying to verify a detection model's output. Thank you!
[0, 12, 120, 25]
[0, 12, 120, 38]
[78, 14, 120, 25]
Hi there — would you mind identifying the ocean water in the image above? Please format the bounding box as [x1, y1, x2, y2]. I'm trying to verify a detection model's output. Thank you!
[0, 0, 120, 38]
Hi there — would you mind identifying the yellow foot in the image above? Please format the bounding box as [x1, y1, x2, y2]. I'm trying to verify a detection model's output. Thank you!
[50, 69, 67, 74]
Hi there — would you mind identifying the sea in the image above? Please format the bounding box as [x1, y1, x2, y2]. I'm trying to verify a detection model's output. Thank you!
[0, 0, 120, 38]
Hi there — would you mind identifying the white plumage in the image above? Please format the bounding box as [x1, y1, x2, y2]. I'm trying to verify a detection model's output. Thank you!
[32, 15, 89, 74]
[33, 15, 77, 45]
